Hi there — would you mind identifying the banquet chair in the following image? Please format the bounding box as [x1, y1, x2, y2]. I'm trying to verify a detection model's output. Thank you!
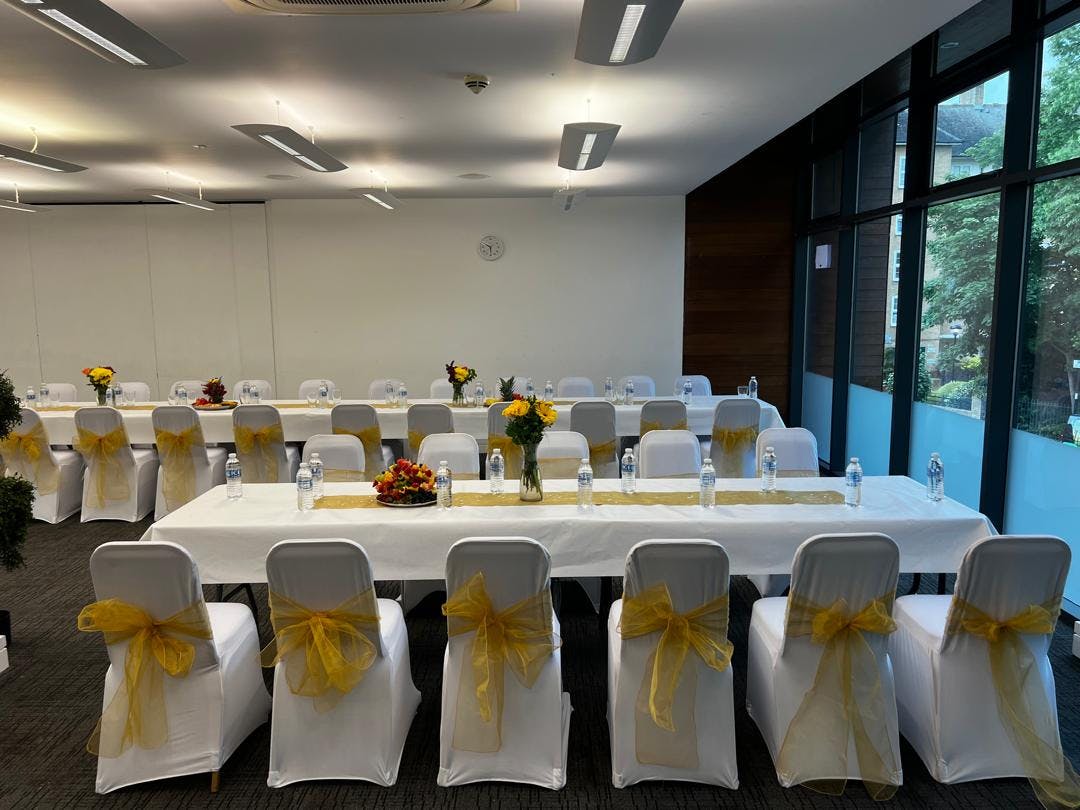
[674, 374, 713, 398]
[747, 533, 902, 798]
[170, 379, 205, 399]
[331, 404, 395, 476]
[537, 431, 589, 479]
[570, 401, 619, 478]
[407, 403, 453, 460]
[367, 378, 406, 400]
[638, 430, 702, 479]
[152, 406, 227, 520]
[1, 407, 84, 523]
[417, 433, 480, 480]
[618, 375, 656, 398]
[430, 379, 454, 399]
[297, 379, 337, 401]
[301, 434, 365, 482]
[232, 405, 300, 483]
[45, 382, 78, 403]
[264, 539, 420, 787]
[82, 541, 270, 794]
[556, 377, 595, 398]
[487, 403, 521, 478]
[704, 398, 761, 478]
[74, 407, 158, 522]
[117, 381, 152, 402]
[632, 399, 688, 457]
[607, 540, 738, 788]
[890, 535, 1071, 788]
[438, 537, 572, 788]
[233, 379, 273, 400]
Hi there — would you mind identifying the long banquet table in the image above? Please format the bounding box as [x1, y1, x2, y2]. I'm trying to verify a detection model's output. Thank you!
[142, 476, 995, 585]
[33, 395, 784, 446]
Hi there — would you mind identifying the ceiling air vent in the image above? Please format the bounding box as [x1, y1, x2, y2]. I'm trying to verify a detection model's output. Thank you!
[223, 0, 516, 14]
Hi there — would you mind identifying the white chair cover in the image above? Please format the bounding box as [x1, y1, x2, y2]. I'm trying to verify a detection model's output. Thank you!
[151, 406, 227, 520]
[367, 379, 405, 400]
[537, 431, 589, 479]
[746, 533, 902, 792]
[45, 382, 79, 403]
[438, 537, 572, 788]
[430, 379, 454, 399]
[706, 399, 762, 478]
[556, 377, 595, 398]
[117, 381, 152, 402]
[265, 539, 420, 787]
[406, 403, 453, 460]
[638, 430, 702, 479]
[297, 379, 337, 401]
[231, 405, 300, 483]
[486, 404, 518, 478]
[756, 427, 819, 476]
[74, 407, 158, 522]
[570, 401, 619, 478]
[418, 433, 480, 480]
[233, 379, 273, 400]
[607, 540, 738, 788]
[890, 535, 1070, 785]
[301, 434, 365, 481]
[640, 400, 688, 436]
[169, 379, 205, 399]
[1, 408, 83, 523]
[618, 375, 657, 398]
[87, 542, 270, 794]
[674, 375, 713, 397]
[330, 403, 396, 475]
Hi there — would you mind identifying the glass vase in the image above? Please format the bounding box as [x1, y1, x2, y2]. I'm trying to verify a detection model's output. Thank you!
[519, 442, 543, 502]
[96, 389, 107, 406]
[452, 383, 467, 407]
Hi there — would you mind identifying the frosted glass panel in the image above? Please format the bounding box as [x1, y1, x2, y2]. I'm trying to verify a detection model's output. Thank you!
[802, 371, 833, 464]
[908, 400, 985, 510]
[847, 385, 892, 476]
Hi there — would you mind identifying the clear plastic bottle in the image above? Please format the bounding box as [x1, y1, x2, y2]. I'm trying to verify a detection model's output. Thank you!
[577, 457, 594, 510]
[384, 380, 395, 406]
[225, 453, 243, 499]
[682, 379, 693, 406]
[927, 452, 944, 501]
[25, 386, 37, 410]
[474, 380, 485, 408]
[398, 383, 408, 407]
[621, 448, 637, 494]
[296, 462, 314, 511]
[544, 380, 554, 401]
[525, 378, 535, 398]
[241, 381, 251, 405]
[39, 383, 49, 409]
[105, 386, 116, 407]
[748, 376, 759, 400]
[699, 458, 716, 508]
[309, 452, 324, 501]
[488, 448, 505, 494]
[624, 378, 635, 406]
[604, 376, 615, 402]
[845, 457, 863, 507]
[436, 460, 452, 508]
[761, 446, 778, 493]
[250, 385, 261, 405]
[318, 380, 329, 409]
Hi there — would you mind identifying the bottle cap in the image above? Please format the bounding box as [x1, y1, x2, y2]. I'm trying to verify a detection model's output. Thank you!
[299, 462, 309, 468]
[311, 453, 320, 460]
[581, 458, 589, 463]
[228, 453, 237, 458]
[850, 457, 859, 462]
[703, 458, 711, 464]
[766, 446, 774, 452]
[931, 452, 940, 458]
[492, 448, 501, 455]
[440, 460, 448, 466]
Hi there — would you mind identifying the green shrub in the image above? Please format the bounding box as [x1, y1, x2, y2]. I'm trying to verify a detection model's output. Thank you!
[0, 371, 18, 440]
[0, 370, 33, 571]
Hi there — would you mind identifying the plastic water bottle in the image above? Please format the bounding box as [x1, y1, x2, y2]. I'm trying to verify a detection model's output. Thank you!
[621, 448, 637, 494]
[488, 448, 505, 494]
[682, 379, 693, 406]
[318, 381, 329, 409]
[700, 458, 716, 508]
[225, 453, 243, 499]
[604, 376, 614, 402]
[436, 460, 452, 508]
[296, 462, 314, 511]
[176, 385, 188, 407]
[761, 446, 778, 493]
[525, 378, 535, 398]
[241, 381, 251, 405]
[25, 386, 37, 410]
[927, 453, 944, 501]
[845, 457, 863, 507]
[749, 376, 759, 400]
[39, 383, 49, 409]
[544, 380, 554, 401]
[474, 380, 485, 408]
[250, 385, 261, 405]
[398, 383, 408, 407]
[384, 380, 395, 406]
[309, 452, 324, 501]
[105, 386, 116, 407]
[624, 379, 635, 406]
[577, 457, 594, 510]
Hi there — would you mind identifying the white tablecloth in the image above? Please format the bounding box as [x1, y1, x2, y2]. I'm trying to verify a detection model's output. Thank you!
[142, 476, 994, 585]
[34, 396, 784, 446]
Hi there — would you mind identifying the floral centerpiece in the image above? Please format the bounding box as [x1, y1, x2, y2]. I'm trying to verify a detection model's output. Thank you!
[192, 377, 237, 409]
[82, 366, 116, 406]
[502, 395, 557, 501]
[373, 459, 437, 506]
[446, 361, 478, 407]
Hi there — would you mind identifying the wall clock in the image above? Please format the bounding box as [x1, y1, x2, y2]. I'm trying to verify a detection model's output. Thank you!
[477, 234, 505, 261]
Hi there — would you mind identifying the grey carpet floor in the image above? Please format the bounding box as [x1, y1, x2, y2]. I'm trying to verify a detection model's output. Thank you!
[1, 517, 1077, 808]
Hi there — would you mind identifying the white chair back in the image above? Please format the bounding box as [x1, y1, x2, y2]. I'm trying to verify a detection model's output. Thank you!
[674, 375, 713, 397]
[301, 434, 365, 479]
[169, 379, 205, 399]
[330, 403, 387, 475]
[618, 375, 656, 397]
[74, 407, 135, 467]
[446, 537, 550, 612]
[624, 539, 729, 615]
[117, 381, 152, 402]
[430, 379, 454, 399]
[418, 433, 480, 479]
[713, 398, 762, 478]
[756, 427, 819, 476]
[537, 431, 589, 479]
[151, 406, 211, 466]
[3, 408, 62, 471]
[232, 404, 289, 482]
[638, 429, 702, 478]
[368, 378, 405, 399]
[298, 379, 336, 400]
[640, 399, 688, 435]
[234, 379, 273, 400]
[407, 403, 454, 457]
[45, 382, 78, 402]
[570, 401, 618, 477]
[556, 377, 595, 398]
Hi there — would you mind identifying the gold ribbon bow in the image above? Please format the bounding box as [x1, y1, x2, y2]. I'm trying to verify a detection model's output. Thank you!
[234, 423, 284, 483]
[322, 468, 366, 482]
[538, 456, 583, 479]
[712, 425, 758, 477]
[407, 429, 427, 457]
[261, 589, 380, 712]
[154, 425, 203, 511]
[641, 418, 689, 437]
[74, 426, 130, 507]
[487, 434, 522, 478]
[588, 438, 618, 473]
[618, 583, 733, 768]
[77, 598, 213, 757]
[442, 572, 559, 753]
[0, 422, 58, 495]
[947, 598, 1080, 809]
[333, 426, 383, 478]
[777, 592, 900, 800]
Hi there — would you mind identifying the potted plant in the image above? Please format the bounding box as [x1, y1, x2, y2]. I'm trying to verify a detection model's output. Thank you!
[501, 395, 557, 502]
[0, 370, 35, 643]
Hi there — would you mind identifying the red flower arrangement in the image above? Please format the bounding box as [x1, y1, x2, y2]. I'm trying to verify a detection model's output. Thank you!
[373, 459, 437, 505]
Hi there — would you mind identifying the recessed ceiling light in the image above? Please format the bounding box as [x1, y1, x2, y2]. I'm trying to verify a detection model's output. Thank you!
[192, 144, 208, 150]
[232, 124, 347, 173]
[575, 0, 684, 66]
[138, 188, 220, 212]
[558, 122, 621, 171]
[351, 188, 404, 212]
[457, 172, 490, 180]
[0, 141, 86, 173]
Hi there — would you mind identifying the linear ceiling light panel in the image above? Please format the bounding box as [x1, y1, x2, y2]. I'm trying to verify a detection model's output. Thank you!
[232, 124, 347, 173]
[558, 122, 621, 171]
[0, 142, 86, 173]
[138, 188, 220, 211]
[0, 197, 41, 213]
[351, 188, 403, 211]
[1, 0, 186, 68]
[575, 0, 683, 66]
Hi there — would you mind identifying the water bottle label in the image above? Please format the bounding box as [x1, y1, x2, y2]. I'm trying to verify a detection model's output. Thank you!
[701, 472, 715, 487]
[578, 472, 593, 486]
[437, 474, 449, 488]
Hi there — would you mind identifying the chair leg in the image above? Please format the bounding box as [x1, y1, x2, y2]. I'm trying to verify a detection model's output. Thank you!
[937, 573, 948, 594]
[210, 770, 220, 793]
[215, 584, 224, 601]
[908, 573, 922, 594]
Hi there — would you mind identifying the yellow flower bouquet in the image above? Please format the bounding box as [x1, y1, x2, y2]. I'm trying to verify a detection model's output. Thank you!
[502, 395, 558, 501]
[82, 366, 116, 405]
[445, 360, 478, 407]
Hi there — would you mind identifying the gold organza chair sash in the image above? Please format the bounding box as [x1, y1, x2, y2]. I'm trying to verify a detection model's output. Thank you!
[641, 418, 688, 437]
[0, 422, 58, 495]
[947, 597, 1080, 809]
[261, 589, 380, 712]
[618, 582, 733, 769]
[442, 571, 559, 753]
[234, 423, 284, 483]
[587, 438, 617, 472]
[777, 592, 900, 800]
[487, 434, 522, 477]
[538, 456, 582, 479]
[407, 430, 427, 456]
[333, 425, 384, 477]
[77, 597, 213, 757]
[74, 426, 130, 507]
[323, 468, 366, 482]
[711, 425, 758, 454]
[154, 425, 204, 511]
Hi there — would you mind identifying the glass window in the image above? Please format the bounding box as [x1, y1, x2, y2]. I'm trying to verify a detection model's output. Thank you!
[812, 150, 842, 218]
[898, 155, 906, 189]
[933, 72, 1009, 186]
[935, 0, 1011, 74]
[908, 192, 1001, 509]
[893, 251, 901, 281]
[858, 108, 907, 212]
[804, 231, 840, 463]
[896, 214, 903, 235]
[863, 50, 911, 113]
[1046, 0, 1073, 14]
[1036, 19, 1080, 167]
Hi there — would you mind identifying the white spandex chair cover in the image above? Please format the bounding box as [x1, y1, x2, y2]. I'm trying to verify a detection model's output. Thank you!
[570, 401, 618, 478]
[407, 403, 453, 460]
[367, 378, 406, 400]
[169, 380, 205, 399]
[430, 379, 454, 399]
[418, 433, 480, 480]
[607, 540, 738, 788]
[231, 405, 300, 484]
[87, 541, 270, 794]
[74, 407, 158, 522]
[438, 537, 572, 788]
[634, 400, 689, 459]
[1, 408, 83, 523]
[746, 533, 902, 794]
[233, 379, 273, 400]
[330, 404, 395, 475]
[301, 434, 365, 481]
[618, 375, 657, 398]
[537, 431, 589, 479]
[890, 535, 1071, 786]
[297, 379, 336, 400]
[117, 381, 151, 402]
[265, 539, 420, 787]
[45, 382, 78, 402]
[674, 375, 713, 397]
[705, 399, 762, 478]
[556, 377, 595, 398]
[638, 430, 702, 479]
[151, 406, 227, 520]
[486, 404, 518, 478]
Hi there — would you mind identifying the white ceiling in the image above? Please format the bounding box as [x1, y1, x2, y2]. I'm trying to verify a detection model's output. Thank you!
[0, 0, 979, 204]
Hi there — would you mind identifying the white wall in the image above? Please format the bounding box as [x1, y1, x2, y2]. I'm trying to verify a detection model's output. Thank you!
[2, 196, 685, 400]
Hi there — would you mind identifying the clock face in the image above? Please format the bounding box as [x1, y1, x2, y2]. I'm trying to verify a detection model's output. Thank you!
[478, 234, 505, 261]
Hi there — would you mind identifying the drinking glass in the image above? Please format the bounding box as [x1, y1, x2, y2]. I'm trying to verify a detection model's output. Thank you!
[331, 388, 343, 406]
[123, 388, 136, 407]
[306, 391, 318, 409]
[737, 385, 749, 397]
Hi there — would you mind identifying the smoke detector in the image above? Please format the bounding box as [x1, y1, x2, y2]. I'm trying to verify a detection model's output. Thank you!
[223, 0, 517, 15]
[464, 74, 490, 95]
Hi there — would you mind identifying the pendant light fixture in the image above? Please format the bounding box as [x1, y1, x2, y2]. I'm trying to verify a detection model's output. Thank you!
[575, 0, 684, 66]
[0, 183, 45, 213]
[558, 100, 621, 172]
[137, 174, 220, 211]
[0, 129, 86, 173]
